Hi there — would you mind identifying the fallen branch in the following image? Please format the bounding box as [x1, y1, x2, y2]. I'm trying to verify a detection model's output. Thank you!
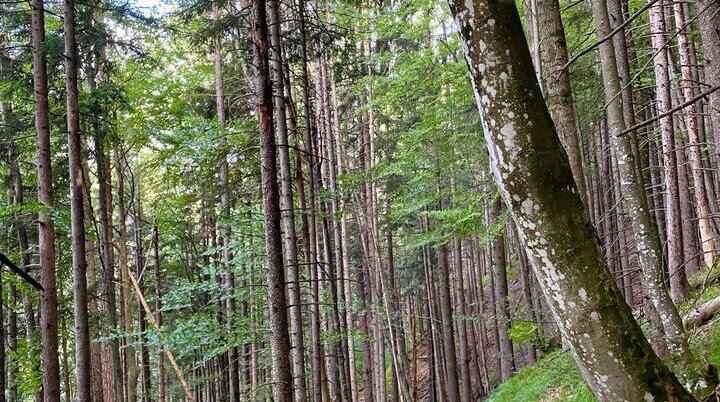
[684, 295, 720, 329]
[127, 267, 196, 402]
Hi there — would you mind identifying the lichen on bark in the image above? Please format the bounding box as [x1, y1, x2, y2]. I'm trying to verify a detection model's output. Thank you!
[448, 1, 697, 401]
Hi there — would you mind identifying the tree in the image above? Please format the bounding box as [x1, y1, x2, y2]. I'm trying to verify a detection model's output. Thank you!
[267, 0, 309, 398]
[648, 0, 683, 318]
[64, 0, 92, 398]
[536, 0, 587, 202]
[697, 0, 720, 145]
[251, 0, 294, 399]
[489, 200, 514, 382]
[211, 5, 240, 401]
[671, 1, 716, 270]
[591, 0, 697, 385]
[448, 1, 698, 400]
[31, 0, 61, 398]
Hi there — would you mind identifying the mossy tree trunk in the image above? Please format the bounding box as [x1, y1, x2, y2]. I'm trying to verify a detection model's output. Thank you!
[449, 1, 697, 400]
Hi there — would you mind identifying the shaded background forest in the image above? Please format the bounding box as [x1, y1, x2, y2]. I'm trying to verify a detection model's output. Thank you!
[1, 0, 720, 400]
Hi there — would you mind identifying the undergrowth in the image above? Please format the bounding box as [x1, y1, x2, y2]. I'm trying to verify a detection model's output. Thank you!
[485, 266, 720, 401]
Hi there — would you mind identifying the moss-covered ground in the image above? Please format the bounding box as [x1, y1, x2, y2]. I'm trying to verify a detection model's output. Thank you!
[485, 266, 720, 401]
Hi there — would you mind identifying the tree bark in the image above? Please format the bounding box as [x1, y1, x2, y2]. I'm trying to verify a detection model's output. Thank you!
[211, 6, 241, 402]
[592, 0, 698, 384]
[115, 148, 138, 402]
[252, 0, 294, 399]
[31, 0, 61, 398]
[64, 0, 92, 397]
[133, 178, 151, 402]
[451, 235, 472, 400]
[436, 242, 460, 402]
[697, 0, 720, 145]
[517, 236, 538, 363]
[267, 1, 308, 399]
[647, 0, 699, 369]
[153, 223, 165, 402]
[449, 1, 698, 400]
[672, 1, 716, 269]
[295, 0, 325, 398]
[649, 0, 684, 300]
[489, 200, 515, 382]
[536, 0, 587, 202]
[81, 165, 104, 402]
[2, 25, 30, 401]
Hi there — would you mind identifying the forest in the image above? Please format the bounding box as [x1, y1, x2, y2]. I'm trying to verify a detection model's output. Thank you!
[1, 0, 720, 400]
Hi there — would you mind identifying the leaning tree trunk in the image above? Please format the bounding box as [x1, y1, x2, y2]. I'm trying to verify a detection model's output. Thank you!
[591, 0, 699, 387]
[251, 0, 294, 400]
[449, 1, 698, 401]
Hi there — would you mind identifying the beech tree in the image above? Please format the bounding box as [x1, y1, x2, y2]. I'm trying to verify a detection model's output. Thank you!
[449, 1, 697, 400]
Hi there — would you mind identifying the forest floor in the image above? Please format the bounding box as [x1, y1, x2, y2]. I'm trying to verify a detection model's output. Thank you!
[484, 266, 720, 402]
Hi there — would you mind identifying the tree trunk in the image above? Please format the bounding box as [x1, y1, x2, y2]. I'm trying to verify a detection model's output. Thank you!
[436, 242, 460, 402]
[489, 200, 515, 381]
[81, 167, 104, 402]
[211, 6, 241, 402]
[267, 1, 308, 399]
[153, 223, 165, 402]
[329, 72, 359, 402]
[451, 235, 472, 400]
[133, 178, 151, 402]
[449, 1, 698, 400]
[116, 148, 138, 402]
[536, 0, 587, 202]
[2, 32, 29, 402]
[64, 0, 92, 397]
[471, 242, 491, 392]
[31, 0, 61, 397]
[127, 264, 194, 401]
[295, 0, 325, 398]
[386, 213, 412, 402]
[660, 17, 704, 279]
[648, 0, 698, 362]
[697, 0, 720, 146]
[672, 1, 716, 269]
[592, 0, 698, 385]
[358, 257, 374, 402]
[252, 0, 294, 399]
[608, 0, 646, 197]
[515, 229, 538, 364]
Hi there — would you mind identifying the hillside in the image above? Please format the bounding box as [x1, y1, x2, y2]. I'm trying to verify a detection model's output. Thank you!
[486, 268, 720, 401]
